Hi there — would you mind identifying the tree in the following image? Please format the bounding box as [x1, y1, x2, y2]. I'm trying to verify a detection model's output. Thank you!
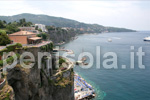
[37, 34, 41, 37]
[19, 18, 26, 25]
[19, 18, 32, 27]
[27, 22, 32, 26]
[41, 33, 47, 40]
[37, 33, 47, 40]
[6, 24, 20, 34]
[0, 20, 5, 28]
[38, 28, 42, 32]
[59, 58, 66, 65]
[0, 30, 11, 46]
[35, 26, 38, 30]
[3, 20, 7, 24]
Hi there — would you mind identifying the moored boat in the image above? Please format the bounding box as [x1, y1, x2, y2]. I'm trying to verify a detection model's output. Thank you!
[143, 36, 150, 41]
[108, 38, 112, 42]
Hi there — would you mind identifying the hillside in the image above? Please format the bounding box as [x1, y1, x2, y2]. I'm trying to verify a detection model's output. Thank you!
[0, 13, 136, 33]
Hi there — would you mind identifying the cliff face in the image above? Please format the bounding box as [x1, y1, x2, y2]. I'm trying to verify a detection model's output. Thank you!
[7, 63, 74, 100]
[5, 43, 74, 100]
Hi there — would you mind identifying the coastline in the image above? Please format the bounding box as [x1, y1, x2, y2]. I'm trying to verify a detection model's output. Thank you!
[56, 38, 97, 100]
[57, 33, 97, 100]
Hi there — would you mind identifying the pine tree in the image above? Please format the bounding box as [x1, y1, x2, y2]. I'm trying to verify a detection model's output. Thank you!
[0, 30, 11, 46]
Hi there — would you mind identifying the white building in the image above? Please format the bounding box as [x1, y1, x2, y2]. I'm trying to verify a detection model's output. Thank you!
[35, 24, 48, 32]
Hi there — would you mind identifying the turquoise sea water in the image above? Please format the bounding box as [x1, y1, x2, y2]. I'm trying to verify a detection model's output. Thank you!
[61, 31, 150, 100]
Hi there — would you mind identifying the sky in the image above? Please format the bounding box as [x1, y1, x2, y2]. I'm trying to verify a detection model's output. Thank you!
[0, 0, 150, 30]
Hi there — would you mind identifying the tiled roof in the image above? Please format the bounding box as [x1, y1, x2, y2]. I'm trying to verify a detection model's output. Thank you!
[9, 31, 36, 36]
[19, 27, 35, 29]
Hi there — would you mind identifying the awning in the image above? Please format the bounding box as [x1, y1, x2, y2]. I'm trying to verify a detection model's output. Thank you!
[29, 37, 42, 41]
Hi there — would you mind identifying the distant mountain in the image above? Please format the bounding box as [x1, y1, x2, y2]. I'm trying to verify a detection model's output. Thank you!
[0, 13, 136, 33]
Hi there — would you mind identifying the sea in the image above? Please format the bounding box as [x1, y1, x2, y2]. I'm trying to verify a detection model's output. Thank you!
[60, 31, 150, 100]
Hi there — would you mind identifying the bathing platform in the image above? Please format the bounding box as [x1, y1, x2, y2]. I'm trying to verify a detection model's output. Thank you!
[74, 73, 95, 100]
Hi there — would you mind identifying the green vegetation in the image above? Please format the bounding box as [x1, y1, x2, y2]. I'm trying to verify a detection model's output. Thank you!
[38, 28, 42, 32]
[1, 73, 4, 78]
[59, 58, 66, 65]
[37, 33, 47, 40]
[0, 43, 22, 67]
[40, 43, 53, 51]
[49, 43, 53, 51]
[22, 46, 28, 50]
[54, 72, 72, 88]
[6, 43, 22, 52]
[0, 84, 13, 100]
[35, 26, 38, 30]
[55, 77, 71, 88]
[0, 53, 20, 67]
[4, 93, 10, 100]
[48, 78, 54, 85]
[0, 48, 7, 55]
[0, 18, 33, 34]
[0, 30, 11, 46]
[19, 18, 32, 27]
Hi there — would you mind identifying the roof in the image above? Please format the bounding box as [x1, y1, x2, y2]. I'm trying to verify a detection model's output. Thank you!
[19, 27, 35, 29]
[28, 37, 42, 40]
[9, 31, 36, 36]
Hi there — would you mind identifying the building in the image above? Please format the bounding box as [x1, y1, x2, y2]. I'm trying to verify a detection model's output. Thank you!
[35, 24, 48, 32]
[19, 27, 35, 31]
[8, 31, 42, 45]
[19, 27, 39, 34]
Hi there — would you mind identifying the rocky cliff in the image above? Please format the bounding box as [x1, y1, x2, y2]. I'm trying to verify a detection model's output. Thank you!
[7, 63, 74, 100]
[2, 42, 74, 100]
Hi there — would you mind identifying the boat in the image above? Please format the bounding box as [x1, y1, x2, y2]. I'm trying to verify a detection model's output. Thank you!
[67, 50, 74, 54]
[108, 38, 112, 42]
[143, 36, 150, 41]
[81, 57, 87, 62]
[83, 62, 88, 65]
[76, 61, 83, 65]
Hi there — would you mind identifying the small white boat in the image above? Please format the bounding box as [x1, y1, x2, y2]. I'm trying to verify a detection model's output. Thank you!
[144, 36, 150, 41]
[108, 38, 112, 42]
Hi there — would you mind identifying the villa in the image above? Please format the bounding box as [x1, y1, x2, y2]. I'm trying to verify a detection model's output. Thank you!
[8, 31, 42, 45]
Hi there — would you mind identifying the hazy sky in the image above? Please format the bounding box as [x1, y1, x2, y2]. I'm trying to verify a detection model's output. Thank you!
[0, 0, 150, 30]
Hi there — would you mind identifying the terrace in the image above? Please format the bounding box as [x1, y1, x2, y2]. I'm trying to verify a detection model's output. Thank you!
[23, 40, 52, 48]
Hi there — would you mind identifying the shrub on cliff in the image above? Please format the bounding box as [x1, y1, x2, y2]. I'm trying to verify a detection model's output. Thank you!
[6, 43, 22, 52]
[37, 33, 47, 40]
[59, 58, 66, 65]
